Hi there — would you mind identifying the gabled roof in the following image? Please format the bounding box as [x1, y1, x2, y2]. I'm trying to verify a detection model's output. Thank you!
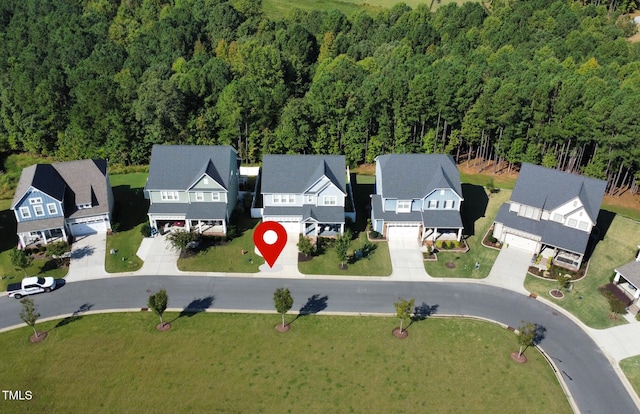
[376, 154, 462, 200]
[145, 145, 237, 191]
[12, 160, 110, 216]
[261, 155, 346, 194]
[511, 163, 606, 222]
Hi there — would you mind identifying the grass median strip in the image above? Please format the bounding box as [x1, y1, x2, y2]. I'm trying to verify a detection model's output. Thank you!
[0, 313, 571, 413]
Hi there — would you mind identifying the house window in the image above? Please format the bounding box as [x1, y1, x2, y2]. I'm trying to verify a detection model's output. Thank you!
[428, 200, 438, 209]
[306, 195, 314, 204]
[274, 194, 295, 204]
[212, 193, 220, 201]
[204, 178, 209, 184]
[553, 213, 563, 222]
[567, 218, 578, 228]
[578, 221, 588, 230]
[161, 191, 179, 201]
[47, 203, 58, 215]
[397, 200, 411, 213]
[20, 206, 31, 219]
[33, 204, 44, 217]
[77, 203, 92, 210]
[323, 196, 337, 205]
[445, 200, 455, 209]
[519, 205, 539, 219]
[195, 192, 204, 201]
[440, 190, 445, 196]
[29, 197, 42, 205]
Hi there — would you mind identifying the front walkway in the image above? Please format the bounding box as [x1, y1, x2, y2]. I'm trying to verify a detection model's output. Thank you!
[482, 246, 531, 295]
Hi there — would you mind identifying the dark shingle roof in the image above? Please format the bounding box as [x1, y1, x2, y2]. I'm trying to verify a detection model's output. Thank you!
[511, 163, 606, 222]
[376, 154, 462, 200]
[12, 160, 111, 217]
[261, 155, 346, 194]
[495, 204, 591, 254]
[145, 145, 237, 191]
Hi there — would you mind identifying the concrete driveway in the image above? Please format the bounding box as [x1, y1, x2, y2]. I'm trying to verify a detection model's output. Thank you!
[65, 233, 108, 282]
[483, 246, 532, 294]
[387, 238, 431, 280]
[136, 234, 180, 275]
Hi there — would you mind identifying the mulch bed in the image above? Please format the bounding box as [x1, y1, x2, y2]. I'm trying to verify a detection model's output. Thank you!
[445, 261, 456, 269]
[275, 324, 291, 333]
[298, 253, 313, 262]
[156, 323, 172, 331]
[392, 327, 408, 339]
[510, 351, 527, 363]
[29, 331, 48, 343]
[549, 289, 564, 299]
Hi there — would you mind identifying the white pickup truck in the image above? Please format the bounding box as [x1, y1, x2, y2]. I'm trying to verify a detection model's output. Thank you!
[7, 276, 56, 299]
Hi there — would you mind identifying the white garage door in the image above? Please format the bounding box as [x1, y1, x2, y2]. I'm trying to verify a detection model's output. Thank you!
[504, 233, 538, 252]
[386, 225, 419, 240]
[70, 219, 107, 236]
[264, 218, 300, 234]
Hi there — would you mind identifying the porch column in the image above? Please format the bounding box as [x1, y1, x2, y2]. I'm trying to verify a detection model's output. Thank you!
[340, 223, 344, 234]
[40, 230, 47, 245]
[614, 272, 621, 283]
[457, 228, 462, 241]
[634, 290, 640, 301]
[315, 224, 318, 237]
[18, 234, 26, 249]
[222, 220, 227, 234]
[433, 228, 438, 242]
[62, 227, 67, 241]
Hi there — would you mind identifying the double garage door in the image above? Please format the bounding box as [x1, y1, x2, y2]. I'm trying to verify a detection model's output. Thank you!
[69, 218, 107, 236]
[504, 233, 538, 252]
[264, 218, 300, 234]
[386, 224, 419, 240]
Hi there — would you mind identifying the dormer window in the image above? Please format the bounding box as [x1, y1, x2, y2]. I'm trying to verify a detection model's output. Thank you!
[77, 203, 92, 210]
[29, 197, 42, 205]
[397, 200, 411, 213]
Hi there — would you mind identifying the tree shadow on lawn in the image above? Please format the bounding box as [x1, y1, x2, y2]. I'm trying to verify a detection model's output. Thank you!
[461, 184, 489, 237]
[111, 185, 149, 231]
[54, 303, 94, 329]
[584, 209, 616, 262]
[293, 294, 328, 323]
[407, 302, 439, 329]
[168, 296, 215, 324]
[0, 208, 17, 251]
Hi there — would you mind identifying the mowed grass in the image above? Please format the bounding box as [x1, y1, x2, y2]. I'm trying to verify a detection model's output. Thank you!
[105, 173, 149, 273]
[298, 231, 392, 276]
[177, 216, 264, 273]
[424, 188, 510, 278]
[621, 356, 640, 398]
[524, 213, 640, 329]
[0, 313, 571, 413]
[261, 0, 471, 19]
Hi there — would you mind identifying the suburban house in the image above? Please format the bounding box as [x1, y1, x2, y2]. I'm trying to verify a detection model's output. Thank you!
[11, 159, 114, 248]
[370, 154, 464, 242]
[259, 154, 350, 236]
[493, 163, 606, 270]
[144, 145, 239, 235]
[613, 246, 640, 309]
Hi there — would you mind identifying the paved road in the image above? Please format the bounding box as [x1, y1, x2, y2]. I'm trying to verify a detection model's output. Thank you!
[1, 276, 637, 414]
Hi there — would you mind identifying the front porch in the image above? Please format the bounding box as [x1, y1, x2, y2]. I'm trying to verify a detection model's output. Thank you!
[303, 221, 343, 238]
[421, 227, 463, 242]
[529, 245, 583, 273]
[18, 227, 67, 249]
[188, 219, 226, 235]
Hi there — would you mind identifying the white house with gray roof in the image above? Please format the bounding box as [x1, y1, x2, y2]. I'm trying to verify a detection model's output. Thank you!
[11, 159, 114, 248]
[259, 154, 348, 236]
[371, 154, 464, 241]
[144, 145, 239, 235]
[493, 163, 606, 270]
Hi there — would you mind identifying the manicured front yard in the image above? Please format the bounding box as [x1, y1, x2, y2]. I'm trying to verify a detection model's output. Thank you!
[298, 231, 392, 276]
[524, 213, 640, 329]
[424, 188, 510, 278]
[621, 356, 640, 398]
[0, 313, 570, 413]
[177, 217, 264, 273]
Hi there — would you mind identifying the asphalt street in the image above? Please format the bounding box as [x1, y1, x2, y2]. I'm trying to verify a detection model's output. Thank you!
[1, 276, 637, 413]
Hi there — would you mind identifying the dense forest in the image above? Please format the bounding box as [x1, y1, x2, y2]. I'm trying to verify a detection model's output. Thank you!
[0, 0, 639, 194]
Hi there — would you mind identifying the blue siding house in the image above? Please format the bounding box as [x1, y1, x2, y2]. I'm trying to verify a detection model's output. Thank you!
[371, 154, 464, 242]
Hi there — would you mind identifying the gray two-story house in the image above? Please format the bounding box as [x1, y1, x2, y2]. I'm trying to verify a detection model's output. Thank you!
[493, 163, 606, 270]
[371, 154, 464, 242]
[11, 159, 114, 248]
[260, 154, 348, 236]
[144, 145, 239, 235]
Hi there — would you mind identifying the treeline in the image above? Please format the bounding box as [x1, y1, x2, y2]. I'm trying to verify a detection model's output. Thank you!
[0, 0, 639, 194]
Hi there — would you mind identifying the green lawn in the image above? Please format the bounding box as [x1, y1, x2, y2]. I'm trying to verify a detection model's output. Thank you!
[621, 356, 640, 398]
[177, 216, 264, 273]
[0, 313, 570, 413]
[524, 213, 640, 329]
[424, 188, 510, 278]
[104, 173, 150, 273]
[260, 0, 471, 19]
[298, 231, 392, 276]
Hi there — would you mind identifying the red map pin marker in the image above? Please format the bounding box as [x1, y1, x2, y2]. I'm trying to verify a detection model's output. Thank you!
[253, 221, 288, 267]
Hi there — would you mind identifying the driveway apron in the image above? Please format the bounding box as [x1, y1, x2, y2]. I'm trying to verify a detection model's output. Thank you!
[388, 238, 431, 281]
[483, 246, 532, 294]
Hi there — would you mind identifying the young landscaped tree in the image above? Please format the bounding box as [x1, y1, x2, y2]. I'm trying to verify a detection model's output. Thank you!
[394, 297, 415, 336]
[297, 235, 314, 258]
[19, 298, 41, 339]
[11, 247, 33, 277]
[148, 289, 169, 329]
[516, 321, 536, 359]
[273, 287, 293, 329]
[46, 241, 70, 267]
[554, 275, 571, 295]
[608, 296, 627, 320]
[166, 229, 197, 252]
[334, 229, 352, 269]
